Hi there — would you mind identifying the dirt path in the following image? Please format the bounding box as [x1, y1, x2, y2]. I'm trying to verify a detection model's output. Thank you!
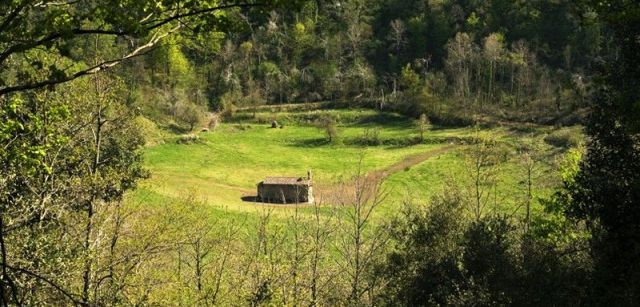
[365, 144, 457, 183]
[313, 144, 458, 203]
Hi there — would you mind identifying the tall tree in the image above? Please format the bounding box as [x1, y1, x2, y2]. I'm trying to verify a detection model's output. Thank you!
[569, 0, 640, 304]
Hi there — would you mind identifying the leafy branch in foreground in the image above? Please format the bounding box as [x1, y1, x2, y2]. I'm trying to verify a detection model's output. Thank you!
[0, 0, 303, 97]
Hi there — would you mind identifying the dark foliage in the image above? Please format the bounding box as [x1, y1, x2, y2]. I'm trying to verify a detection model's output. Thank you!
[568, 1, 640, 304]
[378, 194, 591, 306]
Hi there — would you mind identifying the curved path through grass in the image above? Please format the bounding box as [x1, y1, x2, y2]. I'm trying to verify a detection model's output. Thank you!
[252, 145, 458, 207]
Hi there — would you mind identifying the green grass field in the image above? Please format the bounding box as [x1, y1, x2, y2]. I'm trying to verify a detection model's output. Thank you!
[128, 108, 580, 223]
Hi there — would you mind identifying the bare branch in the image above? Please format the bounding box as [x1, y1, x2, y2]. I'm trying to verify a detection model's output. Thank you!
[0, 25, 179, 96]
[143, 2, 263, 30]
[2, 263, 82, 305]
[0, 1, 267, 97]
[0, 1, 31, 34]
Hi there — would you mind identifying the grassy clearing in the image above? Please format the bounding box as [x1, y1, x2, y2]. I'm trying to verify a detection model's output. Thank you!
[129, 108, 579, 224]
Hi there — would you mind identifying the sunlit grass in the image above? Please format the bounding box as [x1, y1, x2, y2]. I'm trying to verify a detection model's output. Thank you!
[128, 108, 575, 224]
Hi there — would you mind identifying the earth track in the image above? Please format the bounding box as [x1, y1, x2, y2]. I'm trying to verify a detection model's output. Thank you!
[364, 144, 457, 183]
[314, 145, 457, 203]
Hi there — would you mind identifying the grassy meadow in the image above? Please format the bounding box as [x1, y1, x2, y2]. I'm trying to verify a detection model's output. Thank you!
[129, 108, 580, 224]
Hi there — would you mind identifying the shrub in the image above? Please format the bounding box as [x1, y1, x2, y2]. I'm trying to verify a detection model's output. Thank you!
[220, 90, 241, 117]
[135, 116, 165, 145]
[207, 115, 220, 130]
[416, 113, 430, 141]
[176, 102, 205, 131]
[358, 128, 382, 146]
[314, 114, 339, 142]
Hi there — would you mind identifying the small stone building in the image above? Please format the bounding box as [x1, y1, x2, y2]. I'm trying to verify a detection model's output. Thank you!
[257, 171, 314, 204]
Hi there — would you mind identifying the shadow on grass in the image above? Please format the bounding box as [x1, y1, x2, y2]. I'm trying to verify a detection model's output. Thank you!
[287, 138, 331, 148]
[354, 113, 413, 128]
[349, 135, 477, 148]
[241, 195, 259, 202]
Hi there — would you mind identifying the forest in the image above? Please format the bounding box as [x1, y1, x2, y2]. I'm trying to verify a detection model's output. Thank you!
[0, 0, 639, 306]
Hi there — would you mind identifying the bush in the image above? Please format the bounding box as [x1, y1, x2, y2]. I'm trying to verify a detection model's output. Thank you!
[134, 116, 165, 145]
[416, 113, 430, 141]
[358, 128, 382, 146]
[544, 128, 583, 149]
[176, 102, 205, 131]
[220, 90, 241, 117]
[314, 114, 339, 143]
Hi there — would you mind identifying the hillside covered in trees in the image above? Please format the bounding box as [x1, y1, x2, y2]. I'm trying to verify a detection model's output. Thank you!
[1, 0, 639, 306]
[122, 0, 599, 127]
